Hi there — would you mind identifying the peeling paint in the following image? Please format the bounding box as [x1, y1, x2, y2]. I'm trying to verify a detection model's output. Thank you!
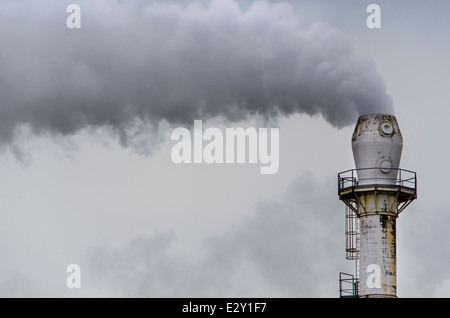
[359, 212, 397, 297]
[352, 114, 402, 298]
[339, 114, 416, 298]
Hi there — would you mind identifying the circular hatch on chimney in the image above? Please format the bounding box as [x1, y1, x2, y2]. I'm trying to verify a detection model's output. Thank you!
[380, 122, 394, 136]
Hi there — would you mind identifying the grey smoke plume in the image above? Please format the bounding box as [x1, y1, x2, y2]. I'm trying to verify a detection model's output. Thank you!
[0, 0, 393, 148]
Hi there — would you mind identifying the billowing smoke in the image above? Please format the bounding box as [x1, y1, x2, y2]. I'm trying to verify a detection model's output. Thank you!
[0, 0, 393, 149]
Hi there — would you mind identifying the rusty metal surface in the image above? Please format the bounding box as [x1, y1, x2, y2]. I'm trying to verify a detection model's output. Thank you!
[352, 114, 402, 141]
[338, 113, 417, 298]
[358, 201, 397, 297]
[352, 114, 403, 187]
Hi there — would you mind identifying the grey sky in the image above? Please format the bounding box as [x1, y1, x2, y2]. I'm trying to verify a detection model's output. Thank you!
[0, 0, 448, 297]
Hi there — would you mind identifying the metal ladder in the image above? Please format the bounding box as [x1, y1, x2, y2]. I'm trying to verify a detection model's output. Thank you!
[345, 205, 360, 294]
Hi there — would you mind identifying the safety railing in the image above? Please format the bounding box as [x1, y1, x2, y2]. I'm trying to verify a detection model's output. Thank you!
[338, 168, 416, 194]
[339, 272, 358, 298]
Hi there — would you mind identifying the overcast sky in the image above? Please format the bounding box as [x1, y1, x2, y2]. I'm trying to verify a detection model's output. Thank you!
[0, 0, 448, 298]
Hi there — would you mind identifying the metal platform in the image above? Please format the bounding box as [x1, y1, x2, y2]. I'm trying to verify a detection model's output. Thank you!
[338, 168, 417, 215]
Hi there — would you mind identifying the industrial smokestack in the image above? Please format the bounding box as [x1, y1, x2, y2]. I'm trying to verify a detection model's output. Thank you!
[338, 114, 417, 298]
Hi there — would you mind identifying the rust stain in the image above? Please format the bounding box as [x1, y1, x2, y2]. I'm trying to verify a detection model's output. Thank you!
[352, 113, 402, 142]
